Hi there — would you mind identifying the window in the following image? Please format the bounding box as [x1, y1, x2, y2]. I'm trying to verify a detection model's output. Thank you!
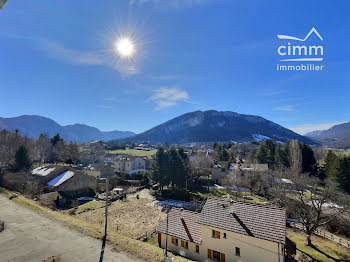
[175, 238, 178, 246]
[223, 233, 227, 239]
[235, 247, 240, 256]
[208, 249, 212, 259]
[185, 241, 188, 249]
[213, 250, 221, 261]
[212, 230, 220, 239]
[196, 245, 199, 253]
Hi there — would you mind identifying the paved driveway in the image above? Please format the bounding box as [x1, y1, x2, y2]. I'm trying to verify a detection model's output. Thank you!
[0, 195, 142, 262]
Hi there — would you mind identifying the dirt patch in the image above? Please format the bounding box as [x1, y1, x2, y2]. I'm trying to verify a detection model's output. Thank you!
[127, 189, 154, 200]
[75, 198, 165, 240]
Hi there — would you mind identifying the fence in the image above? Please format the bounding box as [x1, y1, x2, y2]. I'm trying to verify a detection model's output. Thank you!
[290, 222, 350, 249]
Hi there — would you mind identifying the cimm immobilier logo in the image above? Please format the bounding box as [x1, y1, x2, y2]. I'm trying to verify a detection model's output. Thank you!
[276, 27, 324, 71]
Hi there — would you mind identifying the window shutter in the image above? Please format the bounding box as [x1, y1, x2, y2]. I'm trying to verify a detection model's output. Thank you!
[221, 253, 225, 262]
[171, 237, 175, 244]
[158, 233, 161, 244]
[196, 245, 199, 253]
[216, 231, 220, 239]
[181, 240, 185, 247]
[208, 249, 212, 259]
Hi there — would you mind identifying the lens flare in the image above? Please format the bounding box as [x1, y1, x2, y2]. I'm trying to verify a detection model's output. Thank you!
[115, 37, 135, 57]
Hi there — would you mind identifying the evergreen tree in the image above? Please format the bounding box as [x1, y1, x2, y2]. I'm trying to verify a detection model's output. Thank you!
[265, 140, 276, 166]
[168, 147, 185, 189]
[150, 147, 169, 191]
[324, 150, 340, 180]
[274, 145, 289, 167]
[256, 140, 276, 167]
[338, 156, 350, 193]
[50, 133, 63, 146]
[14, 145, 31, 171]
[301, 143, 317, 176]
[256, 142, 268, 164]
[220, 148, 230, 161]
[178, 148, 191, 189]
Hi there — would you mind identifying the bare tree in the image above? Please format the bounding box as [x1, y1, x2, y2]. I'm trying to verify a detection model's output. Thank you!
[287, 140, 302, 173]
[313, 147, 328, 163]
[66, 142, 79, 165]
[89, 142, 105, 164]
[190, 154, 212, 191]
[0, 130, 18, 167]
[35, 134, 52, 164]
[279, 173, 349, 246]
[53, 140, 67, 163]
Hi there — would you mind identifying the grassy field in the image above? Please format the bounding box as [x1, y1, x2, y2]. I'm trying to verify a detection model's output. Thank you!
[73, 200, 105, 214]
[342, 150, 350, 157]
[0, 188, 189, 262]
[287, 228, 350, 262]
[192, 188, 268, 205]
[147, 233, 159, 246]
[74, 198, 165, 240]
[108, 148, 157, 156]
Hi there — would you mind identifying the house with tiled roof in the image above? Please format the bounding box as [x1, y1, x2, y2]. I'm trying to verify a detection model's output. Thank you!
[158, 198, 289, 262]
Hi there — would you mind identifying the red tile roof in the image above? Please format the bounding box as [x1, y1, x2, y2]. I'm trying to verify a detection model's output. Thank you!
[198, 198, 286, 244]
[158, 208, 201, 244]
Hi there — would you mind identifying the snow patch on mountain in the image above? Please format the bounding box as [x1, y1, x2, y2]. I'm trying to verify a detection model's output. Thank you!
[252, 134, 270, 142]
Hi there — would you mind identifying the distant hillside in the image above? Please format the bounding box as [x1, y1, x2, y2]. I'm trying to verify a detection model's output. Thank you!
[115, 110, 314, 144]
[0, 115, 135, 143]
[305, 122, 350, 149]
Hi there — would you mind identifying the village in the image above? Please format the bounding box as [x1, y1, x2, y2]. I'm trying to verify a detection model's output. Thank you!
[0, 130, 349, 262]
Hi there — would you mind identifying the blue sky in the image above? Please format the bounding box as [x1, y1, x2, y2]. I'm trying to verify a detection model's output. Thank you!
[0, 0, 349, 134]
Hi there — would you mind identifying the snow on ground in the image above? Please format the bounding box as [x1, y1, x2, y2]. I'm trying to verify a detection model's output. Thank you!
[32, 167, 56, 176]
[47, 171, 74, 187]
[275, 178, 293, 184]
[156, 199, 196, 209]
[321, 202, 343, 208]
[208, 184, 250, 191]
[251, 134, 270, 142]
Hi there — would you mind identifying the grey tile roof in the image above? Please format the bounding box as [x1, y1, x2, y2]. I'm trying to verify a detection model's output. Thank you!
[158, 208, 202, 244]
[198, 198, 285, 244]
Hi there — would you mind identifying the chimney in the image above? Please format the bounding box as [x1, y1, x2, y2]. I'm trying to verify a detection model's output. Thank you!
[229, 200, 234, 214]
[179, 208, 184, 219]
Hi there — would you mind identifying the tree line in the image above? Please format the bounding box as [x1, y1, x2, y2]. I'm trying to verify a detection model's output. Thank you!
[0, 130, 79, 171]
[254, 139, 350, 193]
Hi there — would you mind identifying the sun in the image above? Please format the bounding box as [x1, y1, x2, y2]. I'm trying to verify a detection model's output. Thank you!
[114, 37, 135, 57]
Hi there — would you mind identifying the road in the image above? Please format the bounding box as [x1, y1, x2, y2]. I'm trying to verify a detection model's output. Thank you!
[0, 195, 142, 262]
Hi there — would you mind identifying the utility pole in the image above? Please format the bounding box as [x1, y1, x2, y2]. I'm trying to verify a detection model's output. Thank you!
[165, 201, 169, 257]
[164, 201, 171, 262]
[99, 177, 109, 262]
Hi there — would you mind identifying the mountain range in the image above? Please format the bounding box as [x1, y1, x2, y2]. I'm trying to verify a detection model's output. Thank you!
[0, 115, 135, 143]
[115, 110, 314, 144]
[305, 122, 350, 149]
[1, 111, 324, 145]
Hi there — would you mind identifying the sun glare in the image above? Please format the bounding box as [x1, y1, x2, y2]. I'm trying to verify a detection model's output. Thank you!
[115, 37, 135, 57]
